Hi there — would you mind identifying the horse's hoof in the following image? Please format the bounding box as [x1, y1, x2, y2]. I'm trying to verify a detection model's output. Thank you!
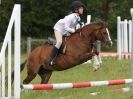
[93, 67, 98, 72]
[92, 65, 100, 72]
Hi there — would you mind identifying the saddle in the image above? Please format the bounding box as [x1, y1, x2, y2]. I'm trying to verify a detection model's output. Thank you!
[48, 37, 66, 54]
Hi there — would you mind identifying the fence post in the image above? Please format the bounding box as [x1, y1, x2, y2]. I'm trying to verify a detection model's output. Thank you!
[0, 71, 2, 97]
[97, 41, 101, 52]
[27, 37, 31, 54]
[124, 19, 128, 59]
[129, 20, 132, 54]
[14, 4, 21, 98]
[117, 16, 121, 59]
[87, 15, 91, 24]
[130, 8, 133, 92]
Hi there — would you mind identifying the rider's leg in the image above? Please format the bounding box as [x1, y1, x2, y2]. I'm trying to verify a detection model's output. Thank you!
[55, 31, 63, 49]
[49, 31, 62, 66]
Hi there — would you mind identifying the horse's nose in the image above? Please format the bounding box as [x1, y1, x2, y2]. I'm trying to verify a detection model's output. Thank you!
[106, 40, 113, 47]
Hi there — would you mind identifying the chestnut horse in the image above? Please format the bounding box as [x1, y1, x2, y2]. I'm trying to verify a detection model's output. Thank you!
[12, 21, 112, 84]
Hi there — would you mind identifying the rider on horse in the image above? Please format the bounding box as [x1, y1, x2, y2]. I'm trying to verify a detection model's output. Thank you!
[49, 0, 85, 66]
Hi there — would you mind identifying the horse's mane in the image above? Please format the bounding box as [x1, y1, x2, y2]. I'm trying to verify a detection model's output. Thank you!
[74, 20, 107, 34]
[90, 20, 107, 27]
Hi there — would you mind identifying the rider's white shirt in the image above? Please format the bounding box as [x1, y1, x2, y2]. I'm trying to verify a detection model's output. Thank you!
[53, 13, 80, 36]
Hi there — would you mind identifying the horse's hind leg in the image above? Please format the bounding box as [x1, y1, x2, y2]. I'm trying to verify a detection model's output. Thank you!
[23, 70, 37, 84]
[23, 64, 39, 84]
[38, 65, 53, 84]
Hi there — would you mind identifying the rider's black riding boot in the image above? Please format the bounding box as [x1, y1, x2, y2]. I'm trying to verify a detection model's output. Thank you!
[49, 46, 59, 66]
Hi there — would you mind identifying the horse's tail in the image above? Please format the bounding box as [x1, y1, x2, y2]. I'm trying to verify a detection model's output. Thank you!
[20, 60, 27, 72]
[5, 60, 27, 85]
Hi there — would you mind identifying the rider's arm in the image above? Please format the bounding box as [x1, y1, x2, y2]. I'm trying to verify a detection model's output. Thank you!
[64, 15, 75, 33]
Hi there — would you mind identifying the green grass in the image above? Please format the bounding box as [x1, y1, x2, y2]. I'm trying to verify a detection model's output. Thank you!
[20, 56, 133, 99]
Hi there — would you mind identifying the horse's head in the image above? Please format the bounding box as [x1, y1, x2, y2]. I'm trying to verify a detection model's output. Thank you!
[74, 21, 113, 46]
[92, 21, 113, 46]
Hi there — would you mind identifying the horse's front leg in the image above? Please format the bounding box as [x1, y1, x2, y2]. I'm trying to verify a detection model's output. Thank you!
[79, 52, 95, 63]
[79, 52, 101, 71]
[94, 51, 102, 64]
[93, 55, 101, 71]
[97, 54, 102, 64]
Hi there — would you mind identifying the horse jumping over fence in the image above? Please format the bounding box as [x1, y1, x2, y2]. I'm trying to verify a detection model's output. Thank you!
[11, 21, 113, 84]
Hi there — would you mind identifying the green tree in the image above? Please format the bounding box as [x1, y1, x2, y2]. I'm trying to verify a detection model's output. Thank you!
[0, 0, 133, 40]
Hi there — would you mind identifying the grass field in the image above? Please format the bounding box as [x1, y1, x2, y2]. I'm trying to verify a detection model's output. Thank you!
[20, 56, 133, 99]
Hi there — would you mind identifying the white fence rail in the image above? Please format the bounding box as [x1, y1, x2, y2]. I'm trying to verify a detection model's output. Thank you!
[117, 16, 132, 59]
[0, 4, 21, 99]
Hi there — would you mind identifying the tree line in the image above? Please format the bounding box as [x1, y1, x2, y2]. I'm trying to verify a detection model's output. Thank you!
[0, 0, 133, 41]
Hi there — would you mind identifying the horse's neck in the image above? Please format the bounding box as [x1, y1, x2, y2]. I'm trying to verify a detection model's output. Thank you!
[67, 33, 93, 52]
[76, 27, 94, 43]
[66, 25, 97, 49]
